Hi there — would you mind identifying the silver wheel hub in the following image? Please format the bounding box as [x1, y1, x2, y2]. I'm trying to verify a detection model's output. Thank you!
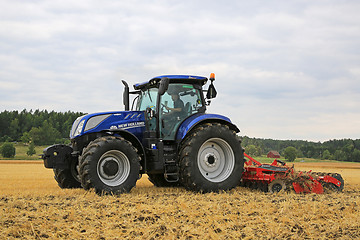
[204, 153, 217, 167]
[197, 138, 235, 183]
[97, 150, 130, 186]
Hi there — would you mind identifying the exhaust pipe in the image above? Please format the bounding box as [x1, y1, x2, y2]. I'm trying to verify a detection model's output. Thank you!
[121, 80, 130, 111]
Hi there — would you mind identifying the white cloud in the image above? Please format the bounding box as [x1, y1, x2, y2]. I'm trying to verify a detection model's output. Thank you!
[0, 0, 360, 141]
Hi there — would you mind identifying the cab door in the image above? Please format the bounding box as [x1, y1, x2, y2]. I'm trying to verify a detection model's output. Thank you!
[159, 84, 203, 140]
[136, 88, 158, 132]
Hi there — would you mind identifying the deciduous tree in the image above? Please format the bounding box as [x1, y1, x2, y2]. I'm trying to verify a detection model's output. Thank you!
[1, 142, 16, 158]
[283, 146, 297, 162]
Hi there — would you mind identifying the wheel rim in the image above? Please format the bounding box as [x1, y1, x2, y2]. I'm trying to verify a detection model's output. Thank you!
[272, 183, 283, 192]
[197, 138, 235, 183]
[97, 150, 130, 187]
[269, 180, 286, 193]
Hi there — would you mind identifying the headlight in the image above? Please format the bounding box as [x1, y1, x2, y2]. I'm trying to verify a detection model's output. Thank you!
[70, 116, 84, 138]
[70, 114, 111, 138]
[74, 119, 85, 137]
[84, 114, 111, 132]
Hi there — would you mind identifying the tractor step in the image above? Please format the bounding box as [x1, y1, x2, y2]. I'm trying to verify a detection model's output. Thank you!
[163, 144, 179, 183]
[164, 172, 179, 182]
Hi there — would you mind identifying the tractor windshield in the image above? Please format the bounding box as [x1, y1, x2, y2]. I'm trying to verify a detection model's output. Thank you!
[136, 88, 158, 111]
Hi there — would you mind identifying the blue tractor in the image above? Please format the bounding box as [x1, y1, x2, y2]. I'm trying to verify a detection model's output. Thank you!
[42, 73, 244, 194]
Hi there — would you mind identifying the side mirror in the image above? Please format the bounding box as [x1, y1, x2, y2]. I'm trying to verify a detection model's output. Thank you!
[206, 83, 217, 99]
[158, 77, 169, 96]
[122, 80, 130, 111]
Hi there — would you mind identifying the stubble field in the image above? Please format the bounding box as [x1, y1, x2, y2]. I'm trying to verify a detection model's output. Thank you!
[0, 161, 359, 239]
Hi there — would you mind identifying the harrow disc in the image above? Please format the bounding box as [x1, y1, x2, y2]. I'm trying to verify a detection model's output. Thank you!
[268, 179, 286, 193]
[321, 173, 344, 192]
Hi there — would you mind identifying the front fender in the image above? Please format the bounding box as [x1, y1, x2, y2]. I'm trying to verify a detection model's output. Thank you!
[176, 113, 240, 141]
[102, 129, 145, 158]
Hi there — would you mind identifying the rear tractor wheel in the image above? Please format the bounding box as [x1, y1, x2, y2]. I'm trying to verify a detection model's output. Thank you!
[179, 123, 244, 193]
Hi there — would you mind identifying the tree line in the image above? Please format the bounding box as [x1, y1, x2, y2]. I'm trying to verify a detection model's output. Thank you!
[1, 110, 359, 162]
[241, 136, 360, 162]
[0, 109, 84, 145]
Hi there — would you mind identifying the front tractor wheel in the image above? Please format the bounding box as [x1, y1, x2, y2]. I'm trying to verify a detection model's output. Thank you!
[53, 159, 81, 189]
[79, 136, 141, 195]
[179, 123, 244, 193]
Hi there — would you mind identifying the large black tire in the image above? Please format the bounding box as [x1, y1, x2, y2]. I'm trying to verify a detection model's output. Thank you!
[179, 123, 244, 193]
[79, 136, 141, 195]
[148, 174, 180, 187]
[53, 159, 81, 189]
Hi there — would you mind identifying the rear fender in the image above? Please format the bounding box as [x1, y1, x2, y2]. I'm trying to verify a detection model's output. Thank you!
[176, 113, 240, 141]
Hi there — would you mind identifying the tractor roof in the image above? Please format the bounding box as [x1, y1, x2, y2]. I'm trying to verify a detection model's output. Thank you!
[134, 75, 208, 90]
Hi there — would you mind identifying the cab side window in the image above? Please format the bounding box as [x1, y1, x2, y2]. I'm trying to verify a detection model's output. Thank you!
[160, 84, 202, 140]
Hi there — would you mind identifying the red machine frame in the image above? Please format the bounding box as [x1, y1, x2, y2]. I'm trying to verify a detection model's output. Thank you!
[241, 153, 343, 194]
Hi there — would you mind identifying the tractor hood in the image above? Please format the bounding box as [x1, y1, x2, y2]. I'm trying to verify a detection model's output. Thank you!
[70, 111, 145, 139]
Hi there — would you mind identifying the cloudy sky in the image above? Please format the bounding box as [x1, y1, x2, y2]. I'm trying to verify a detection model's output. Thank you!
[1, 0, 359, 142]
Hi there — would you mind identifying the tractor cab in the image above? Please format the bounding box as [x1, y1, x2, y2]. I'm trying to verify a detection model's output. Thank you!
[124, 74, 217, 141]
